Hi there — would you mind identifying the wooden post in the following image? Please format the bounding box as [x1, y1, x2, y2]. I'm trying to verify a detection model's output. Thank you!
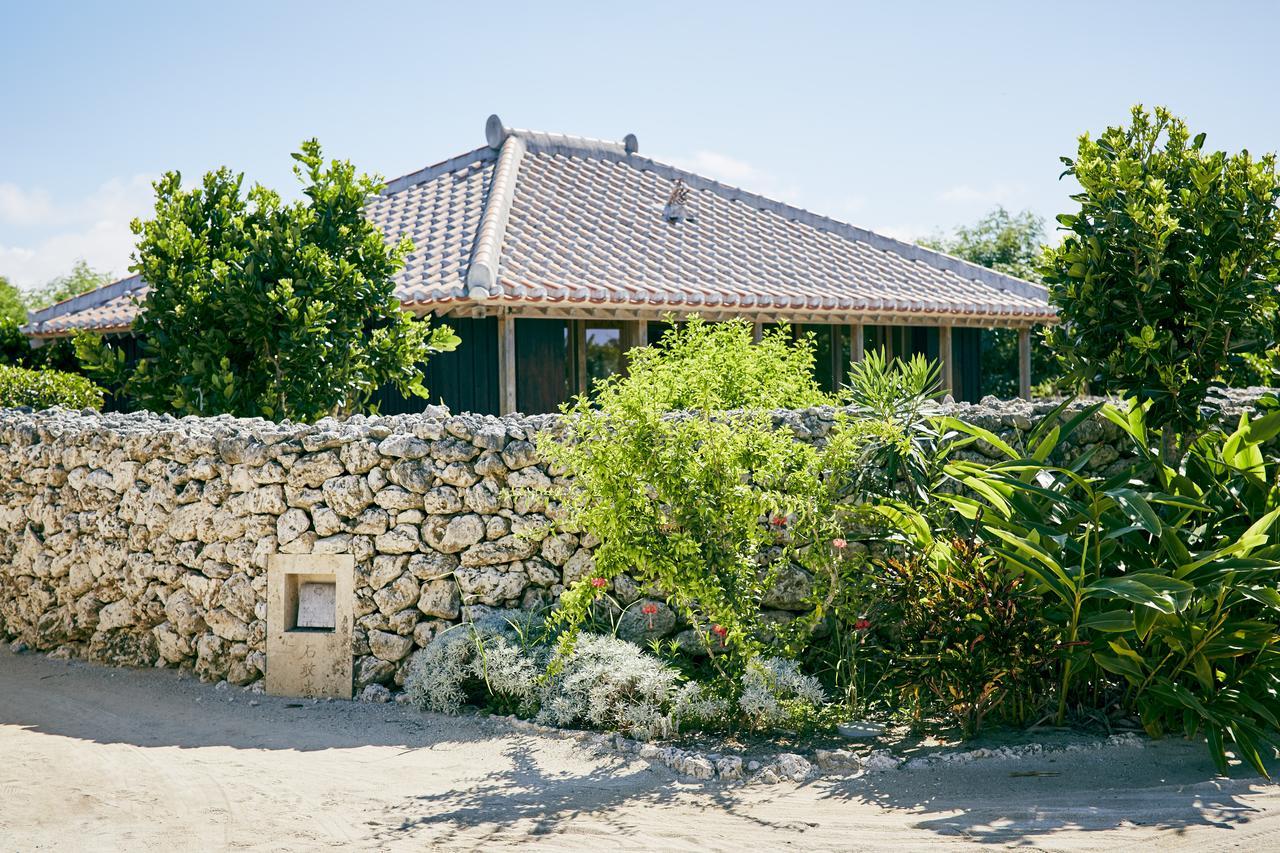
[831, 326, 844, 390]
[939, 324, 954, 398]
[1018, 327, 1032, 400]
[619, 320, 646, 377]
[574, 320, 587, 396]
[850, 323, 864, 363]
[498, 313, 517, 414]
[752, 322, 763, 344]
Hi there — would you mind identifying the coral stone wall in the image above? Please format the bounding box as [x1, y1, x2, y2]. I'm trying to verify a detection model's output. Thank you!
[0, 390, 1268, 690]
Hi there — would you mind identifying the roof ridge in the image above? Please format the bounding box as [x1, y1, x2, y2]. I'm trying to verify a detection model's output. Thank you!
[25, 273, 145, 331]
[379, 145, 497, 197]
[486, 113, 639, 159]
[466, 135, 526, 299]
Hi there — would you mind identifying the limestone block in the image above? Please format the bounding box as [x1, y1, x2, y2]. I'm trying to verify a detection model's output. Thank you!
[421, 514, 485, 554]
[459, 535, 538, 568]
[374, 524, 420, 555]
[417, 579, 461, 619]
[323, 475, 374, 517]
[368, 629, 414, 662]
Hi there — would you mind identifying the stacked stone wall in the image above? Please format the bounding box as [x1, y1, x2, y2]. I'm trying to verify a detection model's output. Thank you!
[0, 390, 1268, 690]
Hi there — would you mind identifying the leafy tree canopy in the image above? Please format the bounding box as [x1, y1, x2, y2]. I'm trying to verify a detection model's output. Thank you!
[1043, 106, 1280, 449]
[0, 276, 27, 325]
[79, 139, 459, 422]
[921, 206, 1046, 281]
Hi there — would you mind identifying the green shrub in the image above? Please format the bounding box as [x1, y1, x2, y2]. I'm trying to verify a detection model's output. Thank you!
[1043, 106, 1280, 458]
[0, 318, 31, 366]
[860, 520, 1054, 736]
[539, 317, 854, 683]
[946, 402, 1280, 776]
[617, 315, 834, 410]
[0, 363, 105, 410]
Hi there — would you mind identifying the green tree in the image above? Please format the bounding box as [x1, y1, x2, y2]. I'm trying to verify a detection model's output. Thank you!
[0, 276, 27, 325]
[1043, 106, 1280, 459]
[24, 260, 112, 310]
[921, 207, 1058, 397]
[79, 139, 459, 422]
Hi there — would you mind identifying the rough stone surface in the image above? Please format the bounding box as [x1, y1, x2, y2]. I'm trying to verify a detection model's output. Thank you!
[0, 393, 1263, 687]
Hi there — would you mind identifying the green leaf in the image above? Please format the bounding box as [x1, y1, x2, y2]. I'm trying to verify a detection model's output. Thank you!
[1085, 577, 1176, 613]
[1082, 609, 1136, 632]
[1105, 487, 1162, 534]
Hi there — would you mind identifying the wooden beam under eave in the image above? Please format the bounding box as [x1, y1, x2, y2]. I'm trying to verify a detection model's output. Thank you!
[1018, 328, 1032, 400]
[498, 313, 517, 414]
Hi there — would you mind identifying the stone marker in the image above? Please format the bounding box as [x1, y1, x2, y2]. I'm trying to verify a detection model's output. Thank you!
[266, 554, 354, 699]
[296, 582, 336, 629]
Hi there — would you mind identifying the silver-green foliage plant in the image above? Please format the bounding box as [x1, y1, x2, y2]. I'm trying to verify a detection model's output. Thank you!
[738, 657, 830, 731]
[536, 633, 725, 739]
[403, 612, 540, 715]
[403, 626, 834, 739]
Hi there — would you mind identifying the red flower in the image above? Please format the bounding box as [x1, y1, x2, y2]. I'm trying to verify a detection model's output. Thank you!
[771, 515, 788, 527]
[590, 577, 608, 589]
[641, 603, 658, 615]
[832, 538, 847, 550]
[854, 618, 871, 631]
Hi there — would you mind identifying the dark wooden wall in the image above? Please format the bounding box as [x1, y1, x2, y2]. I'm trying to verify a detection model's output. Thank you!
[371, 315, 500, 416]
[103, 317, 988, 417]
[515, 318, 570, 414]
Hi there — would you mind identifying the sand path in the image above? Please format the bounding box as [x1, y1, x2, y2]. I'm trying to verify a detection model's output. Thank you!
[1, 647, 1277, 852]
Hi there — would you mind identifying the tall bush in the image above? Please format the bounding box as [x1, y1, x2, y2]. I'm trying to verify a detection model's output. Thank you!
[78, 140, 458, 422]
[539, 318, 849, 680]
[1043, 106, 1280, 460]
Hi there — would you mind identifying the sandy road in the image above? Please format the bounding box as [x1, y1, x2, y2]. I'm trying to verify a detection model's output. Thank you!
[1, 647, 1278, 852]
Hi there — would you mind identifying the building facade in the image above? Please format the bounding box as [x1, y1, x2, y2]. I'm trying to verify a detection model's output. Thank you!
[25, 115, 1053, 415]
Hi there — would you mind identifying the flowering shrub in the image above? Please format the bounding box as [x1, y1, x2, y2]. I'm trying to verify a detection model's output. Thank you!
[539, 317, 855, 681]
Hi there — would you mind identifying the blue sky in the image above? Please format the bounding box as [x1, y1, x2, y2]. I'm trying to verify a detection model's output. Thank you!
[2, 0, 1277, 290]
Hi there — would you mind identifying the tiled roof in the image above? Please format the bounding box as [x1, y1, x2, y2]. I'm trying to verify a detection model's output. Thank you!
[26, 116, 1052, 337]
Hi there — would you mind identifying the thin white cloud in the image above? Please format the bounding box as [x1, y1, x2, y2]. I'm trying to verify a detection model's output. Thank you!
[664, 150, 804, 205]
[0, 174, 155, 288]
[0, 185, 57, 227]
[938, 182, 1029, 206]
[851, 221, 932, 243]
